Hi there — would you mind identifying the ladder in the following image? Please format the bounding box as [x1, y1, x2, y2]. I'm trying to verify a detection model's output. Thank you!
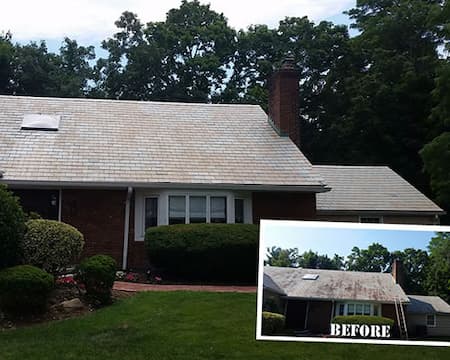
[394, 297, 408, 340]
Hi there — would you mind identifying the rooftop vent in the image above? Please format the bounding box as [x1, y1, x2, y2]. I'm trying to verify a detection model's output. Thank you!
[21, 114, 60, 131]
[302, 274, 319, 280]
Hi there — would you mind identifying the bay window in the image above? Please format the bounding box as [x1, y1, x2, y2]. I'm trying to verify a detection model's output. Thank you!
[336, 302, 379, 316]
[169, 196, 186, 224]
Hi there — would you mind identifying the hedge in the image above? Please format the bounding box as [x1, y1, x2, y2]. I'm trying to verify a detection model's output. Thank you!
[332, 315, 394, 327]
[0, 185, 26, 269]
[145, 224, 259, 282]
[76, 255, 117, 305]
[0, 265, 54, 315]
[21, 219, 84, 275]
[262, 311, 285, 335]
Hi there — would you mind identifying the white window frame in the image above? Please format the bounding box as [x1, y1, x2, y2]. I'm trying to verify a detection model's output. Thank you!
[426, 314, 436, 327]
[359, 216, 384, 224]
[134, 189, 252, 241]
[335, 302, 379, 317]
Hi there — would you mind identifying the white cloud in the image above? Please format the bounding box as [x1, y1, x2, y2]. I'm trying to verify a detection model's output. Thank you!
[0, 0, 354, 42]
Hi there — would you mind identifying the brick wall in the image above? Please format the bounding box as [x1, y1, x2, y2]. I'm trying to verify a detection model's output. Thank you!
[61, 189, 126, 267]
[252, 192, 316, 223]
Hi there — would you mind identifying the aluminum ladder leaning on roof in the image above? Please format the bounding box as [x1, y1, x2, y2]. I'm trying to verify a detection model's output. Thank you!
[394, 297, 408, 340]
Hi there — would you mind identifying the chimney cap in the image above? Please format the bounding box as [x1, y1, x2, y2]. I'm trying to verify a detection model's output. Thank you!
[280, 53, 296, 70]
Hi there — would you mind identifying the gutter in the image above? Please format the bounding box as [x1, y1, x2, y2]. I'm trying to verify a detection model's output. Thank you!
[122, 187, 133, 270]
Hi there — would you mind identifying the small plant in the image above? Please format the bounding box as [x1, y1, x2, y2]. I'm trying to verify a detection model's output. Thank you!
[261, 311, 285, 335]
[0, 265, 54, 316]
[21, 219, 84, 276]
[0, 185, 26, 270]
[75, 255, 117, 306]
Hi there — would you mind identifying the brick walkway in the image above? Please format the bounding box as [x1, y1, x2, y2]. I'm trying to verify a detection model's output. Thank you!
[113, 281, 257, 293]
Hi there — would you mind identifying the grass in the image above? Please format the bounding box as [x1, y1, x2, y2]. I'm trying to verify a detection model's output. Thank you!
[0, 292, 449, 360]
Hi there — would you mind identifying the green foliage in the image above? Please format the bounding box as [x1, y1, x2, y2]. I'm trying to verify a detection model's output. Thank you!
[22, 219, 84, 275]
[76, 255, 117, 305]
[346, 243, 391, 272]
[265, 247, 298, 267]
[425, 232, 450, 303]
[0, 265, 54, 316]
[298, 250, 344, 270]
[0, 184, 26, 269]
[145, 224, 258, 282]
[332, 315, 394, 327]
[261, 311, 285, 335]
[390, 248, 429, 294]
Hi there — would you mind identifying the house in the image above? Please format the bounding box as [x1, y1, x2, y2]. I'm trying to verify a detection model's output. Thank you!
[0, 57, 443, 269]
[314, 165, 444, 224]
[406, 295, 450, 337]
[263, 264, 410, 336]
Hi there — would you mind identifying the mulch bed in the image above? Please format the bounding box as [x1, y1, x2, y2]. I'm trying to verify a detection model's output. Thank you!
[0, 286, 135, 330]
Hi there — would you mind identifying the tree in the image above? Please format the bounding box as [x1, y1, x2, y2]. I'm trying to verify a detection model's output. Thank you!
[265, 247, 298, 267]
[97, 1, 236, 102]
[297, 250, 344, 270]
[0, 32, 14, 94]
[426, 232, 450, 303]
[346, 243, 391, 272]
[390, 248, 429, 294]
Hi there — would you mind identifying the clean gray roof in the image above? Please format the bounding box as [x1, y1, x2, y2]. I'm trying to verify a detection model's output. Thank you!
[0, 95, 327, 190]
[264, 266, 409, 303]
[407, 295, 450, 314]
[314, 165, 443, 214]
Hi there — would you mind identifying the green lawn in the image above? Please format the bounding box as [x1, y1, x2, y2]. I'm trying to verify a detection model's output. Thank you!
[0, 292, 448, 360]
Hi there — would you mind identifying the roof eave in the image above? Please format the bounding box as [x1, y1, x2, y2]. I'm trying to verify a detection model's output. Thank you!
[316, 209, 446, 216]
[1, 179, 329, 193]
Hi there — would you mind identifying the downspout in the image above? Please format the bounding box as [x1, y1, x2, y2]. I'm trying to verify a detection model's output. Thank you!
[122, 187, 133, 270]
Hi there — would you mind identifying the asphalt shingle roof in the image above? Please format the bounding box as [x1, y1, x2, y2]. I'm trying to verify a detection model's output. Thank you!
[314, 165, 443, 214]
[264, 266, 409, 303]
[407, 295, 450, 314]
[0, 95, 327, 189]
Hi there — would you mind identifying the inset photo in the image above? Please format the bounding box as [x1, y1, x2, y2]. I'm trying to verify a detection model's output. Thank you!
[256, 220, 450, 346]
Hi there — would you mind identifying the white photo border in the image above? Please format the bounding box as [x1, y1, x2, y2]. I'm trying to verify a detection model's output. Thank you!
[255, 219, 450, 347]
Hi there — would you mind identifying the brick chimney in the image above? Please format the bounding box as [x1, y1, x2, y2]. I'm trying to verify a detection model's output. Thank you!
[268, 54, 301, 149]
[391, 259, 405, 289]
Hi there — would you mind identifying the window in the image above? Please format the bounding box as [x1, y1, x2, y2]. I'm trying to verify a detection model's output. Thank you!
[337, 302, 377, 316]
[210, 196, 226, 223]
[426, 314, 436, 327]
[359, 216, 383, 223]
[144, 197, 158, 229]
[169, 196, 186, 224]
[190, 196, 206, 223]
[21, 114, 60, 130]
[235, 199, 244, 223]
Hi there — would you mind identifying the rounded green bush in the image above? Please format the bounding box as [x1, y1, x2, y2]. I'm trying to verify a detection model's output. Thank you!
[332, 315, 394, 327]
[76, 255, 116, 305]
[0, 185, 26, 269]
[262, 311, 285, 335]
[0, 265, 54, 316]
[145, 224, 259, 282]
[22, 219, 84, 275]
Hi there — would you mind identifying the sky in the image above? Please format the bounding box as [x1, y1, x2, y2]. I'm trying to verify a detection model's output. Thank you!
[261, 220, 450, 260]
[0, 0, 356, 54]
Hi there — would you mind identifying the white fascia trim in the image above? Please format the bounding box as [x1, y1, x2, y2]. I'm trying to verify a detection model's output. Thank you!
[1, 179, 329, 193]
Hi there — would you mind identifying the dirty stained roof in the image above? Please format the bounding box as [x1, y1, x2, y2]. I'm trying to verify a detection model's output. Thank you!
[407, 295, 450, 314]
[264, 266, 409, 303]
[314, 165, 444, 214]
[0, 95, 327, 190]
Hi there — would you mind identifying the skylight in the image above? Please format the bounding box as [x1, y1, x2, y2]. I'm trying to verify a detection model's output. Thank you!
[302, 274, 319, 280]
[21, 114, 60, 131]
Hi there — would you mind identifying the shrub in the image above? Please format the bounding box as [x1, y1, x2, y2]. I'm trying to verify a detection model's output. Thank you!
[262, 311, 285, 335]
[145, 224, 259, 282]
[76, 255, 116, 305]
[0, 265, 54, 316]
[22, 219, 84, 275]
[0, 185, 26, 269]
[332, 315, 394, 327]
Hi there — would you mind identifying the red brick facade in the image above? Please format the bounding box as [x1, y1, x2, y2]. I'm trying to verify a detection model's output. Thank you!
[252, 191, 316, 223]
